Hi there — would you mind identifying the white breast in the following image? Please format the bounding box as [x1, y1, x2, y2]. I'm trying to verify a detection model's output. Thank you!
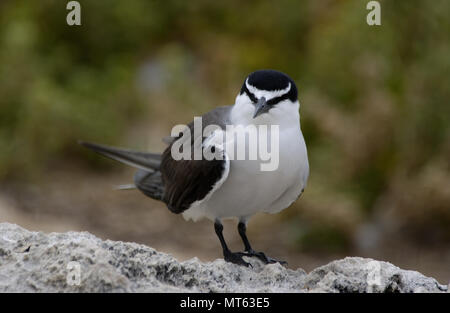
[182, 99, 309, 222]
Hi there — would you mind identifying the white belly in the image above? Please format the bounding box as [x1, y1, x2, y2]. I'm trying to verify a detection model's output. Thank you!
[182, 125, 309, 222]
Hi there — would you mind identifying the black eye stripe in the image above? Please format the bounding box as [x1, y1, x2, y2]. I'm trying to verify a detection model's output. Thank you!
[267, 93, 290, 105]
[246, 90, 258, 103]
[240, 84, 258, 103]
[240, 83, 293, 105]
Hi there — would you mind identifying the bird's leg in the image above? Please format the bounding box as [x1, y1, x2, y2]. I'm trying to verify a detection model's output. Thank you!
[214, 220, 251, 267]
[237, 221, 287, 265]
[237, 221, 253, 252]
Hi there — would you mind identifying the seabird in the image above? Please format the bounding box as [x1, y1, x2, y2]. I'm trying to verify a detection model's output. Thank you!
[80, 69, 309, 266]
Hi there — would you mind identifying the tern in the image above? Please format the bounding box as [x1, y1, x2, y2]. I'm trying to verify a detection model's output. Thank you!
[80, 69, 309, 266]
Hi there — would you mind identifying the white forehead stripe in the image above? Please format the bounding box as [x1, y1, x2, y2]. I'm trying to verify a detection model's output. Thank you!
[245, 79, 291, 100]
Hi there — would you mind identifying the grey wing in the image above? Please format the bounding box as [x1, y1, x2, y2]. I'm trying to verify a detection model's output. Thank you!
[161, 106, 232, 146]
[79, 106, 232, 213]
[159, 106, 232, 214]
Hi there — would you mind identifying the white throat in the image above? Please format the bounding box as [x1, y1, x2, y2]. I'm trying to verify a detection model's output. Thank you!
[231, 94, 300, 128]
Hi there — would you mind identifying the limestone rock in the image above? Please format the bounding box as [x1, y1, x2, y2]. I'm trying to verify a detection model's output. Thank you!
[0, 223, 446, 293]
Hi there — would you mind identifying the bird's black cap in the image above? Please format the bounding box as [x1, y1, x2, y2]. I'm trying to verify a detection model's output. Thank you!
[240, 69, 298, 103]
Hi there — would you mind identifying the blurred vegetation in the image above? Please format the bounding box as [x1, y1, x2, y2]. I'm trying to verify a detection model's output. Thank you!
[0, 0, 449, 250]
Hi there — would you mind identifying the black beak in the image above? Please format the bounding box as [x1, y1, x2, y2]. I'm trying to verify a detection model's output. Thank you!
[253, 97, 268, 119]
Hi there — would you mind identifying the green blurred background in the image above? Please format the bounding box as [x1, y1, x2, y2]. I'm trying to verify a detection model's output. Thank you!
[1, 0, 449, 282]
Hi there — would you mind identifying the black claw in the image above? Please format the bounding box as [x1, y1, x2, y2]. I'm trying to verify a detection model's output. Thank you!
[244, 250, 287, 265]
[224, 251, 252, 267]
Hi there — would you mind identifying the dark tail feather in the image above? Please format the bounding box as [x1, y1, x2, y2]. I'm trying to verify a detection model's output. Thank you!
[79, 141, 161, 171]
[134, 170, 164, 200]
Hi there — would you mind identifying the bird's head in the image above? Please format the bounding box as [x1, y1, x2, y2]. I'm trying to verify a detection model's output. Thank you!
[234, 70, 299, 123]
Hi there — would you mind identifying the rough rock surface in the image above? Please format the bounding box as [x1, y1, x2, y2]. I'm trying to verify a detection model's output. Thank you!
[0, 223, 447, 292]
